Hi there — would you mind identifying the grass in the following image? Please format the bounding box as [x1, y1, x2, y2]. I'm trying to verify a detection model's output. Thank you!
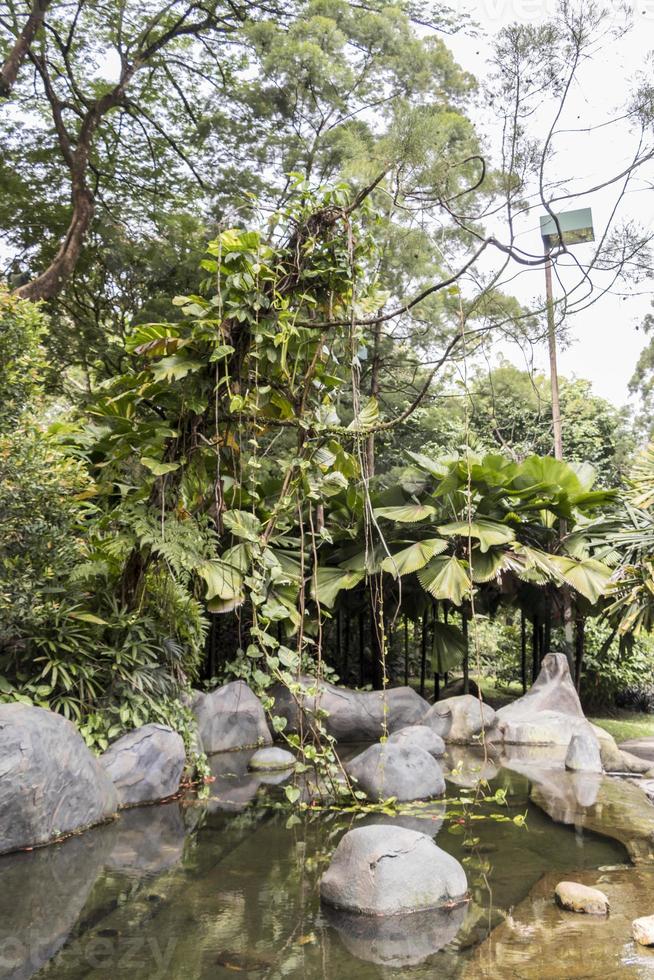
[589, 711, 654, 744]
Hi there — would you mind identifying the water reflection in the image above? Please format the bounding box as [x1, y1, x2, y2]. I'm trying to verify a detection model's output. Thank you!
[323, 903, 468, 968]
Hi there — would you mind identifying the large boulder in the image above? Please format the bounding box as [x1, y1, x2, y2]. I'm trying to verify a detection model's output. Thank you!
[192, 680, 272, 754]
[270, 675, 429, 742]
[388, 724, 445, 756]
[0, 703, 117, 854]
[101, 723, 185, 806]
[424, 695, 496, 744]
[320, 825, 468, 915]
[346, 742, 445, 801]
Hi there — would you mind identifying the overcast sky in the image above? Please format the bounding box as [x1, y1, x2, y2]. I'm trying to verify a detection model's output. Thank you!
[446, 1, 654, 408]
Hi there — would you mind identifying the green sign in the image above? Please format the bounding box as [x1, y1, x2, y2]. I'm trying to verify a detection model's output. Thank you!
[540, 207, 594, 250]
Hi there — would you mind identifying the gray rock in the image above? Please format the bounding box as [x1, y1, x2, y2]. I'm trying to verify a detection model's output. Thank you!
[554, 880, 609, 914]
[270, 675, 429, 742]
[0, 703, 117, 854]
[101, 723, 185, 806]
[500, 710, 594, 747]
[193, 680, 272, 754]
[320, 825, 468, 915]
[346, 743, 445, 802]
[388, 724, 445, 756]
[248, 747, 295, 771]
[323, 904, 467, 967]
[565, 733, 603, 773]
[498, 653, 585, 720]
[424, 695, 496, 744]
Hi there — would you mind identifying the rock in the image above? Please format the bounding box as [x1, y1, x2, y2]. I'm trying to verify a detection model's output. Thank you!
[323, 904, 467, 967]
[320, 825, 468, 915]
[424, 695, 496, 744]
[554, 880, 610, 914]
[632, 914, 654, 946]
[247, 747, 295, 771]
[387, 724, 445, 757]
[619, 738, 654, 765]
[193, 680, 272, 754]
[565, 733, 603, 773]
[497, 654, 600, 748]
[270, 675, 429, 742]
[360, 802, 446, 837]
[101, 723, 185, 806]
[0, 703, 117, 854]
[346, 742, 445, 801]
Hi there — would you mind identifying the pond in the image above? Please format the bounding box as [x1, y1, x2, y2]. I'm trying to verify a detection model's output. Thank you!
[0, 749, 634, 980]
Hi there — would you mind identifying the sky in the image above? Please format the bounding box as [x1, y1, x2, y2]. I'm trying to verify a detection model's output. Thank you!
[445, 0, 654, 408]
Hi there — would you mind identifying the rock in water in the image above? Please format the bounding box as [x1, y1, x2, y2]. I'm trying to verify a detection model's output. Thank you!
[248, 747, 296, 771]
[554, 881, 609, 914]
[320, 825, 467, 915]
[192, 680, 272, 754]
[101, 723, 186, 806]
[632, 915, 654, 946]
[0, 703, 117, 854]
[388, 725, 446, 756]
[346, 742, 445, 801]
[424, 695, 496, 744]
[270, 675, 429, 741]
[565, 733, 603, 773]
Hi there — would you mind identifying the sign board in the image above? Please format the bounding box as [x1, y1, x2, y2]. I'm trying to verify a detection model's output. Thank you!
[540, 207, 594, 250]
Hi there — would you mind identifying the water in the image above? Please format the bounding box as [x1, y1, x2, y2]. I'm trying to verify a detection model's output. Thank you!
[0, 750, 628, 980]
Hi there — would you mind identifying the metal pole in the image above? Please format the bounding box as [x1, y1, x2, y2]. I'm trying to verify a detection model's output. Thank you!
[545, 254, 574, 664]
[545, 256, 563, 461]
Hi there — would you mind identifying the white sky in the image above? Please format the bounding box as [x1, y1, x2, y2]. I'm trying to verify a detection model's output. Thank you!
[446, 0, 654, 408]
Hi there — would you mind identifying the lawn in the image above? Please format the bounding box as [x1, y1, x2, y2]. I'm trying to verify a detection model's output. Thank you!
[589, 712, 654, 744]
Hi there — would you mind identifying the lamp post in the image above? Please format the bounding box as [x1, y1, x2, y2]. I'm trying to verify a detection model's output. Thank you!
[539, 207, 595, 460]
[539, 207, 595, 671]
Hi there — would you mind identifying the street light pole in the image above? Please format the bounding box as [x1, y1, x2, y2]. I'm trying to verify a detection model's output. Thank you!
[544, 255, 563, 461]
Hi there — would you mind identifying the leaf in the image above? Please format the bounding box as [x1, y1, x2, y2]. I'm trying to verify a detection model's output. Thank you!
[285, 785, 301, 804]
[223, 509, 261, 541]
[405, 450, 450, 479]
[151, 354, 202, 382]
[209, 344, 235, 362]
[431, 622, 466, 674]
[374, 503, 437, 523]
[381, 539, 448, 578]
[550, 556, 612, 604]
[347, 396, 379, 431]
[438, 519, 515, 553]
[197, 559, 244, 600]
[67, 612, 108, 625]
[469, 548, 506, 583]
[207, 595, 245, 614]
[417, 556, 471, 605]
[312, 567, 365, 607]
[140, 456, 180, 476]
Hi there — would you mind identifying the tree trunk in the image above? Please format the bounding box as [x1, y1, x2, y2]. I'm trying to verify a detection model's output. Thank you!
[370, 587, 384, 690]
[403, 615, 409, 686]
[364, 319, 382, 476]
[17, 184, 95, 301]
[358, 613, 365, 687]
[0, 0, 51, 98]
[343, 614, 350, 683]
[574, 615, 585, 693]
[532, 615, 539, 683]
[419, 611, 428, 698]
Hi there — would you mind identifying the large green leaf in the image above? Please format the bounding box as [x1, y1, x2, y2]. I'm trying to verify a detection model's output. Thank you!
[438, 518, 515, 552]
[549, 556, 612, 604]
[374, 503, 437, 523]
[151, 353, 202, 382]
[197, 559, 244, 600]
[223, 509, 262, 542]
[417, 556, 471, 605]
[431, 621, 466, 674]
[381, 538, 448, 578]
[348, 396, 379, 431]
[469, 548, 506, 583]
[312, 567, 365, 607]
[405, 450, 450, 479]
[140, 456, 180, 476]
